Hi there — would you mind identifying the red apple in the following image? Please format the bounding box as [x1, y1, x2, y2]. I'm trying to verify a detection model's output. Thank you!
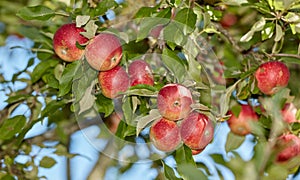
[149, 25, 164, 39]
[85, 33, 122, 71]
[98, 65, 130, 99]
[191, 149, 204, 155]
[275, 133, 300, 163]
[220, 13, 237, 29]
[157, 84, 193, 121]
[104, 112, 122, 134]
[53, 23, 88, 62]
[255, 61, 290, 95]
[180, 112, 214, 150]
[281, 103, 299, 124]
[128, 60, 154, 86]
[149, 118, 181, 152]
[227, 104, 259, 136]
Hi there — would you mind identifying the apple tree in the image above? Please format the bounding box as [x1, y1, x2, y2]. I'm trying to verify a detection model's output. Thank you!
[1, 0, 300, 179]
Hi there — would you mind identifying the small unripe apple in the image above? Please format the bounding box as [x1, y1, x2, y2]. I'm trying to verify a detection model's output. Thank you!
[128, 60, 154, 86]
[227, 104, 259, 136]
[149, 118, 181, 152]
[255, 61, 290, 95]
[180, 112, 214, 150]
[53, 23, 88, 62]
[98, 65, 130, 99]
[85, 33, 122, 71]
[275, 133, 300, 163]
[281, 103, 299, 124]
[157, 84, 193, 121]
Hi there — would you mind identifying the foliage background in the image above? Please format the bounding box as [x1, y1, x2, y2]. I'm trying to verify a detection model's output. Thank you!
[1, 0, 300, 179]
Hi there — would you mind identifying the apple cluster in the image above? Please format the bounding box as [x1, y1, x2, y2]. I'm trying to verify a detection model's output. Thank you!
[52, 22, 216, 154]
[53, 23, 154, 99]
[150, 84, 214, 154]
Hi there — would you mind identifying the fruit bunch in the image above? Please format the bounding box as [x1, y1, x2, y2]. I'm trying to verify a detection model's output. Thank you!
[53, 22, 154, 99]
[52, 22, 216, 155]
[150, 84, 214, 154]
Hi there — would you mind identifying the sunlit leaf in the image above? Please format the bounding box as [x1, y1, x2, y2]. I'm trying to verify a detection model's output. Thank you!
[162, 48, 187, 83]
[136, 109, 161, 136]
[225, 131, 245, 152]
[39, 156, 57, 168]
[174, 8, 196, 34]
[0, 115, 26, 140]
[31, 59, 59, 83]
[59, 61, 81, 97]
[177, 163, 206, 180]
[17, 5, 55, 21]
[162, 160, 182, 180]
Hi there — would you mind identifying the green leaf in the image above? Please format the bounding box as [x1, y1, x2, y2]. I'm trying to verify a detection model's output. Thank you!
[122, 96, 134, 126]
[39, 156, 57, 168]
[81, 20, 98, 39]
[95, 94, 114, 117]
[31, 59, 59, 83]
[76, 15, 90, 27]
[41, 100, 68, 118]
[162, 48, 186, 83]
[0, 115, 26, 140]
[274, 24, 283, 42]
[225, 131, 246, 152]
[58, 61, 81, 97]
[252, 18, 266, 32]
[91, 0, 118, 16]
[6, 94, 31, 104]
[177, 163, 207, 180]
[163, 21, 187, 47]
[136, 109, 161, 136]
[136, 17, 169, 42]
[261, 22, 274, 41]
[174, 8, 197, 34]
[17, 5, 55, 21]
[219, 79, 241, 117]
[126, 85, 157, 97]
[162, 160, 182, 180]
[210, 153, 227, 165]
[78, 80, 96, 115]
[134, 6, 158, 18]
[274, 0, 284, 11]
[240, 17, 266, 42]
[175, 145, 195, 165]
[240, 30, 254, 42]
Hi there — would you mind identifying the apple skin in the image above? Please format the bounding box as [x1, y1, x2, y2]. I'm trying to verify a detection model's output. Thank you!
[85, 33, 122, 71]
[98, 65, 130, 99]
[149, 118, 181, 152]
[128, 60, 154, 86]
[180, 112, 214, 150]
[255, 61, 290, 95]
[157, 84, 193, 121]
[227, 104, 259, 136]
[104, 112, 122, 134]
[149, 25, 164, 39]
[53, 23, 88, 62]
[275, 133, 300, 163]
[281, 103, 299, 124]
[191, 149, 204, 155]
[220, 13, 237, 29]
